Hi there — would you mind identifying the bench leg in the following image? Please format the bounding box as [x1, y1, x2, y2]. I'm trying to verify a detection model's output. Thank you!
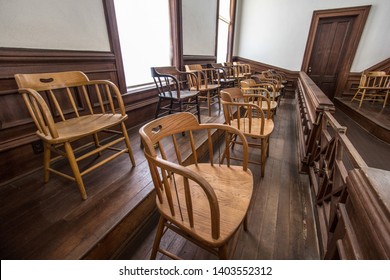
[64, 142, 87, 200]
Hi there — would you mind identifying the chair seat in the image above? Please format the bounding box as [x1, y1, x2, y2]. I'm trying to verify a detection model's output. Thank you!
[231, 118, 274, 138]
[37, 114, 127, 143]
[158, 163, 253, 247]
[160, 90, 200, 100]
[250, 100, 278, 110]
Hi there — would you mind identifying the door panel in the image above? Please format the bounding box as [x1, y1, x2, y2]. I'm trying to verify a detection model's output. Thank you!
[308, 16, 354, 99]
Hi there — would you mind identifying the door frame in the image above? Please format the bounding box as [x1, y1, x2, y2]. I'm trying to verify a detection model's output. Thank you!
[301, 5, 371, 98]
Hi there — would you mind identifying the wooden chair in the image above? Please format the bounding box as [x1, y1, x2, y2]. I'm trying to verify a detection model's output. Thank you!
[221, 88, 274, 177]
[252, 72, 284, 98]
[268, 69, 288, 85]
[15, 71, 136, 200]
[151, 66, 201, 122]
[350, 71, 390, 109]
[224, 61, 247, 86]
[233, 62, 252, 79]
[210, 63, 236, 88]
[185, 64, 221, 117]
[240, 78, 279, 118]
[139, 112, 253, 259]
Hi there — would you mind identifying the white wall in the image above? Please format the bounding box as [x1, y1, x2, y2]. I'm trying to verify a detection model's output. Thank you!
[182, 0, 217, 56]
[235, 0, 390, 72]
[0, 0, 110, 51]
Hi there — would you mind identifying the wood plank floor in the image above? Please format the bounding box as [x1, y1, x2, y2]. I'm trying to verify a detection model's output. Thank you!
[118, 94, 320, 260]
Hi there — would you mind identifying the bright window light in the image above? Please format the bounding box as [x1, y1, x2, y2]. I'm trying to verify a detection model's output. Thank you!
[217, 0, 230, 63]
[114, 0, 171, 88]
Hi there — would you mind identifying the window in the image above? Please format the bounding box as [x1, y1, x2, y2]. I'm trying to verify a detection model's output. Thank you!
[217, 0, 231, 63]
[114, 0, 171, 88]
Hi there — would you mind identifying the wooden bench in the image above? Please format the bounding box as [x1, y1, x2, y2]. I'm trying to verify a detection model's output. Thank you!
[15, 71, 136, 200]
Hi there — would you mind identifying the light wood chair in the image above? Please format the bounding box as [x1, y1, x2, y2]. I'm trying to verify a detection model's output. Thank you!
[151, 66, 201, 122]
[233, 62, 252, 79]
[221, 87, 274, 177]
[350, 71, 390, 109]
[240, 78, 279, 118]
[15, 71, 136, 200]
[224, 61, 247, 86]
[139, 112, 253, 259]
[185, 64, 221, 117]
[252, 72, 284, 99]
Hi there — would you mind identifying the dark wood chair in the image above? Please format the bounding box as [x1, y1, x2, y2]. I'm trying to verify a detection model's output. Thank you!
[151, 66, 201, 122]
[139, 112, 253, 259]
[210, 63, 236, 88]
[15, 71, 136, 200]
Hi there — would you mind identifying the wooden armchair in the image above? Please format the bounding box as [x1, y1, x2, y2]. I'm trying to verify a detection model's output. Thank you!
[15, 71, 136, 200]
[210, 63, 236, 88]
[139, 112, 253, 259]
[350, 71, 390, 109]
[151, 66, 201, 122]
[185, 64, 221, 117]
[252, 72, 284, 98]
[233, 62, 252, 79]
[221, 88, 274, 177]
[240, 78, 279, 118]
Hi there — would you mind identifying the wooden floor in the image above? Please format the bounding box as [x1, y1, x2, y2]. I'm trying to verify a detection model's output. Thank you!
[0, 94, 321, 260]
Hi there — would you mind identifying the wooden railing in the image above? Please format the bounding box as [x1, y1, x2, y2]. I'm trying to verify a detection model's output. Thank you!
[296, 71, 390, 259]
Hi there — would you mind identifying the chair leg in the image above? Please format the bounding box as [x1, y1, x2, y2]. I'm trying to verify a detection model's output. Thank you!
[93, 133, 101, 156]
[150, 216, 166, 260]
[261, 138, 267, 177]
[155, 98, 162, 119]
[121, 122, 136, 166]
[358, 89, 366, 109]
[383, 90, 389, 108]
[207, 91, 211, 117]
[196, 96, 201, 123]
[64, 142, 87, 200]
[43, 142, 51, 183]
[217, 89, 221, 112]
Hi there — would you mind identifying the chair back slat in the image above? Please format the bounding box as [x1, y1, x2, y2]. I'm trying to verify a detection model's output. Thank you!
[183, 177, 194, 227]
[49, 89, 65, 121]
[105, 84, 116, 113]
[172, 134, 183, 165]
[66, 87, 80, 117]
[95, 84, 106, 114]
[81, 85, 94, 114]
[189, 130, 198, 165]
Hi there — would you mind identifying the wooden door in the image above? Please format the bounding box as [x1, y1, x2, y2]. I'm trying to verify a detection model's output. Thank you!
[307, 16, 355, 100]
